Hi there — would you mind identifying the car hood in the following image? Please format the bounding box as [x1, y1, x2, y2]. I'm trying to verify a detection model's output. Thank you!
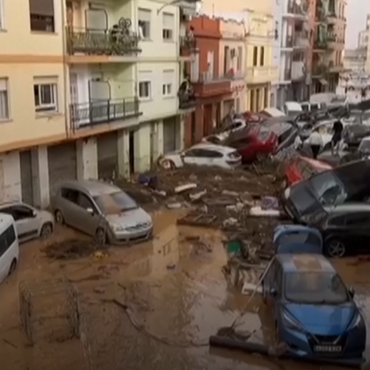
[284, 303, 356, 335]
[105, 208, 151, 228]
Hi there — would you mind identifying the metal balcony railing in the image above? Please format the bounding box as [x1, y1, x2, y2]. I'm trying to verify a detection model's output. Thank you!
[66, 27, 141, 56]
[70, 98, 141, 128]
[180, 35, 197, 53]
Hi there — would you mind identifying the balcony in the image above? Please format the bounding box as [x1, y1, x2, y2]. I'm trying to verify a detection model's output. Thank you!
[293, 32, 309, 49]
[191, 72, 232, 97]
[312, 64, 328, 77]
[315, 6, 327, 23]
[246, 66, 278, 84]
[313, 38, 328, 51]
[178, 93, 196, 110]
[70, 98, 141, 129]
[292, 61, 305, 80]
[180, 35, 197, 55]
[66, 27, 141, 57]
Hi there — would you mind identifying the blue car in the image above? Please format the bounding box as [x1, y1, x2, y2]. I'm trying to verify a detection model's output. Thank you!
[262, 225, 366, 365]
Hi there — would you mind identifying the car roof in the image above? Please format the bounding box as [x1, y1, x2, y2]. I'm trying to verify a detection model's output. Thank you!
[277, 254, 335, 273]
[57, 180, 121, 197]
[325, 202, 370, 214]
[190, 143, 235, 153]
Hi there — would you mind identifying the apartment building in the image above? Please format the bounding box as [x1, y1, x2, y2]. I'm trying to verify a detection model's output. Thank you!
[344, 49, 367, 72]
[358, 30, 368, 50]
[312, 0, 346, 93]
[274, 0, 311, 107]
[0, 0, 196, 208]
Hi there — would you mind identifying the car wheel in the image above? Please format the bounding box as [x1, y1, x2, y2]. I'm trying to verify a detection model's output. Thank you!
[94, 228, 107, 246]
[161, 159, 176, 170]
[55, 210, 64, 225]
[8, 259, 17, 276]
[325, 239, 346, 258]
[40, 223, 53, 238]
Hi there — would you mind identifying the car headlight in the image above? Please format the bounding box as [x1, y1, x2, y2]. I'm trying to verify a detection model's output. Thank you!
[349, 313, 362, 329]
[110, 224, 125, 232]
[284, 187, 291, 199]
[282, 311, 304, 332]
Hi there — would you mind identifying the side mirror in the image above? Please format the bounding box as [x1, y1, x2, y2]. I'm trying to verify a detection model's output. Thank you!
[86, 208, 94, 215]
[32, 210, 37, 217]
[349, 287, 355, 298]
[270, 288, 277, 297]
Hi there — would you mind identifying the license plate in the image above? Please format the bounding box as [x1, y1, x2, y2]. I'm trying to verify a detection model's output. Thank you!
[314, 345, 342, 353]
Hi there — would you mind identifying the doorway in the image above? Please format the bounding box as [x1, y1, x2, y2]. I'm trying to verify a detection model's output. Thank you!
[129, 131, 135, 173]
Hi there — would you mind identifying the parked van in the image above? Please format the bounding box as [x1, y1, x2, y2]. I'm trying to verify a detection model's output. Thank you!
[0, 214, 19, 284]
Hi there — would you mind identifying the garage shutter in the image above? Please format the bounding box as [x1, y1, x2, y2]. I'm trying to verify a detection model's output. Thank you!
[97, 132, 118, 180]
[48, 143, 77, 197]
[163, 118, 178, 153]
[20, 150, 34, 205]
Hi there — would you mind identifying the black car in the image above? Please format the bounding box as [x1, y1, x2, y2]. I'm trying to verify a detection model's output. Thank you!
[341, 136, 370, 164]
[342, 124, 370, 149]
[281, 159, 370, 224]
[318, 203, 370, 258]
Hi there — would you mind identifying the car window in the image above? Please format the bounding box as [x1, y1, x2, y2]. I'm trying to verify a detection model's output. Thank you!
[358, 139, 370, 154]
[345, 213, 370, 226]
[271, 263, 282, 295]
[301, 104, 309, 112]
[311, 104, 319, 111]
[0, 225, 16, 258]
[309, 172, 347, 205]
[93, 191, 138, 215]
[276, 231, 321, 247]
[3, 205, 34, 221]
[61, 188, 79, 203]
[204, 150, 223, 158]
[284, 272, 349, 304]
[328, 215, 346, 226]
[78, 193, 96, 212]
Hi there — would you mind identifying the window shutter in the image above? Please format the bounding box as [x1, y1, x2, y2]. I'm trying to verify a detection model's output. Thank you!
[163, 13, 174, 29]
[138, 9, 151, 22]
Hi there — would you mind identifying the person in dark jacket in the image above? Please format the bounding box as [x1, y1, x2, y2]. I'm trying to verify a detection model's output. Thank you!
[331, 120, 343, 154]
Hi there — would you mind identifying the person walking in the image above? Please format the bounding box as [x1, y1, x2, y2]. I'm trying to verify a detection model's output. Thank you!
[307, 128, 323, 159]
[331, 119, 343, 155]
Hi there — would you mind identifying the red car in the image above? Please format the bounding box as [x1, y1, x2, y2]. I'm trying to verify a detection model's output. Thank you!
[226, 126, 278, 163]
[283, 156, 332, 187]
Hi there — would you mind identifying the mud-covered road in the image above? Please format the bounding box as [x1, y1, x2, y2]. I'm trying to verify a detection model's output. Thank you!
[0, 210, 369, 370]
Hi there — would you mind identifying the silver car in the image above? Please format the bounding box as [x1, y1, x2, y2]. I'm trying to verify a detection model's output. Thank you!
[0, 201, 54, 243]
[51, 180, 153, 244]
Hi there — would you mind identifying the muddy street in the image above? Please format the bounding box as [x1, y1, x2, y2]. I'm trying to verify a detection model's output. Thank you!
[0, 208, 369, 370]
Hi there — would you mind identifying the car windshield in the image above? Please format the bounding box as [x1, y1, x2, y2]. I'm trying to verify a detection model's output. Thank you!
[285, 272, 349, 304]
[359, 139, 370, 154]
[309, 172, 347, 205]
[93, 191, 138, 214]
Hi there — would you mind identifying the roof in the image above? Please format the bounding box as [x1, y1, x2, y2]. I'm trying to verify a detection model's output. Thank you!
[277, 254, 334, 273]
[57, 180, 120, 197]
[191, 143, 235, 153]
[325, 202, 370, 214]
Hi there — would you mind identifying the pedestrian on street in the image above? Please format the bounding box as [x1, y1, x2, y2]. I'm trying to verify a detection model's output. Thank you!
[307, 128, 323, 159]
[331, 119, 343, 155]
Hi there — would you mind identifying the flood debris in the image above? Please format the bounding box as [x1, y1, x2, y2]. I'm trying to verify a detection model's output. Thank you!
[42, 239, 107, 260]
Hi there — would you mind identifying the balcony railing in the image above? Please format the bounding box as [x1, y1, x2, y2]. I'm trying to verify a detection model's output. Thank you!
[66, 27, 141, 56]
[180, 35, 197, 54]
[70, 98, 141, 129]
[191, 73, 232, 97]
[178, 93, 196, 110]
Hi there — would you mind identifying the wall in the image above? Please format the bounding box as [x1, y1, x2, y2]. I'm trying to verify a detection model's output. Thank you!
[200, 0, 273, 16]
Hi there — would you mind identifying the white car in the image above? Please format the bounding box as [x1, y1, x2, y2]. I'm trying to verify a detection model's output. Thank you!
[158, 143, 242, 170]
[201, 132, 229, 144]
[0, 202, 54, 243]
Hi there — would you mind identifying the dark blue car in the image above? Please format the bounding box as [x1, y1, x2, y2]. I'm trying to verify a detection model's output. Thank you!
[263, 225, 366, 365]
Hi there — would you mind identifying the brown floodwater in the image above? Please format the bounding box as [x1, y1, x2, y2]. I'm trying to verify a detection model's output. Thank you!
[0, 210, 370, 370]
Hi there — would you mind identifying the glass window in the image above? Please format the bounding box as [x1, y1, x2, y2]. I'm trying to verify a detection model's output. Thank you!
[309, 172, 347, 205]
[284, 272, 349, 304]
[276, 231, 321, 248]
[78, 193, 95, 210]
[0, 225, 16, 258]
[358, 139, 370, 154]
[93, 191, 138, 214]
[61, 188, 79, 203]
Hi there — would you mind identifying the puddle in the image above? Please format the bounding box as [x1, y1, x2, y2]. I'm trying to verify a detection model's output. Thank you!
[1, 211, 370, 369]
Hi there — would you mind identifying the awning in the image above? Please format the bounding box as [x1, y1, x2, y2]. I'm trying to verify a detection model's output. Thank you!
[319, 79, 328, 85]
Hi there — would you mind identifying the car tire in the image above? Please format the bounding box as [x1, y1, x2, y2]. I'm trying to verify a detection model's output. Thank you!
[55, 210, 65, 225]
[40, 222, 53, 238]
[324, 238, 346, 258]
[94, 228, 107, 246]
[8, 259, 17, 276]
[161, 159, 176, 170]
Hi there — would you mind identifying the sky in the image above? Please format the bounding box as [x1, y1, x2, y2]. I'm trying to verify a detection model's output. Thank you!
[345, 0, 370, 48]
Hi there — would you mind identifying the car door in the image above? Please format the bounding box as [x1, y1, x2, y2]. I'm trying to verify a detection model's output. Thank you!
[3, 205, 39, 242]
[344, 213, 370, 252]
[203, 149, 224, 167]
[181, 149, 199, 166]
[262, 259, 277, 305]
[76, 192, 101, 236]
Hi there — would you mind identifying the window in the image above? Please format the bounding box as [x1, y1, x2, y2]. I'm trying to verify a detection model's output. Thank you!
[236, 46, 243, 71]
[260, 46, 265, 66]
[162, 69, 174, 97]
[253, 46, 258, 66]
[33, 79, 57, 113]
[224, 46, 230, 74]
[0, 225, 16, 258]
[162, 12, 174, 41]
[61, 188, 79, 203]
[138, 8, 151, 39]
[29, 0, 55, 32]
[0, 78, 9, 120]
[93, 192, 138, 214]
[0, 0, 4, 29]
[78, 193, 95, 211]
[138, 81, 151, 99]
[2, 206, 34, 221]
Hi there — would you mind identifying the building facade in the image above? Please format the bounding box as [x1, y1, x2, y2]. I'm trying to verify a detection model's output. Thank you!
[343, 49, 367, 72]
[0, 0, 196, 208]
[312, 0, 346, 93]
[274, 0, 311, 107]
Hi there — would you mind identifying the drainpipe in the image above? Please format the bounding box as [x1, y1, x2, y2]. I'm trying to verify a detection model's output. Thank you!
[60, 0, 70, 136]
